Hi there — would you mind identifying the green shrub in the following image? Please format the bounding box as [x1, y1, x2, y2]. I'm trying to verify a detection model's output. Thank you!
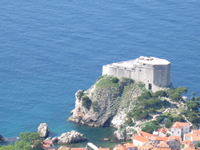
[154, 90, 168, 98]
[138, 82, 145, 90]
[82, 96, 92, 110]
[142, 121, 159, 134]
[121, 77, 134, 84]
[167, 133, 171, 137]
[111, 77, 119, 83]
[165, 121, 173, 128]
[157, 116, 165, 123]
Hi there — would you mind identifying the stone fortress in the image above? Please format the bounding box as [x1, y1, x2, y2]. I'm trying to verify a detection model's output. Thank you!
[102, 56, 172, 92]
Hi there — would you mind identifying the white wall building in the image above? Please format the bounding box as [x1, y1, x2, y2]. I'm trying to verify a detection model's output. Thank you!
[133, 134, 149, 146]
[170, 122, 191, 137]
[102, 56, 172, 92]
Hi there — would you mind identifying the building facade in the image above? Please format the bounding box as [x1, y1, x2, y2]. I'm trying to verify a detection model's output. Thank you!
[102, 56, 171, 92]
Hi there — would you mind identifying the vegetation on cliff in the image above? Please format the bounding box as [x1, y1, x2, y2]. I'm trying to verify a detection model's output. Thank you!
[0, 132, 42, 150]
[68, 75, 145, 127]
[69, 75, 200, 139]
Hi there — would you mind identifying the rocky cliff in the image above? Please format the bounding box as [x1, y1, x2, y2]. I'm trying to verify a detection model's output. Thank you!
[68, 75, 145, 128]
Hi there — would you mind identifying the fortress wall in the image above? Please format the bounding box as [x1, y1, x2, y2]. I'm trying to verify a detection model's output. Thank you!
[109, 66, 131, 78]
[153, 64, 171, 88]
[102, 60, 171, 92]
[102, 65, 110, 75]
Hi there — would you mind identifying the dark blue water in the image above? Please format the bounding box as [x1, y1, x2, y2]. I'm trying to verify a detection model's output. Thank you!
[0, 0, 200, 147]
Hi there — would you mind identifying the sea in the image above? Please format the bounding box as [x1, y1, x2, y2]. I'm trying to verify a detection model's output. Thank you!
[0, 0, 200, 148]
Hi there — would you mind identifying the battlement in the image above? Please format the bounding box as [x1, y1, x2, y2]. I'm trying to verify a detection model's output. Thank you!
[102, 56, 171, 92]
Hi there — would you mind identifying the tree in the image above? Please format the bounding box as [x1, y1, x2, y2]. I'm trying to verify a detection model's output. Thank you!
[15, 140, 32, 150]
[191, 92, 196, 100]
[32, 140, 43, 150]
[154, 90, 167, 98]
[20, 132, 40, 142]
[165, 121, 173, 128]
[111, 77, 119, 83]
[0, 143, 15, 150]
[82, 96, 92, 109]
[196, 141, 200, 148]
[169, 92, 182, 102]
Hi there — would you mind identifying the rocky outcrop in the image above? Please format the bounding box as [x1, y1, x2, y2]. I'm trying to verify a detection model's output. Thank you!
[58, 146, 70, 150]
[53, 130, 87, 144]
[114, 126, 137, 141]
[0, 134, 5, 143]
[68, 76, 144, 128]
[37, 123, 50, 138]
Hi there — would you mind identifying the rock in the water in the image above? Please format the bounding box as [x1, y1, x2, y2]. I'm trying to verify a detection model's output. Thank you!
[52, 137, 58, 143]
[37, 123, 50, 138]
[45, 137, 52, 140]
[58, 146, 70, 150]
[0, 134, 5, 142]
[55, 130, 87, 144]
[103, 138, 110, 141]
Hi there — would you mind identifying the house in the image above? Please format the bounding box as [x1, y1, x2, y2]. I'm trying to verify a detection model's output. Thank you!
[152, 148, 171, 150]
[114, 144, 128, 150]
[157, 141, 170, 148]
[42, 140, 54, 150]
[98, 147, 110, 150]
[150, 137, 168, 144]
[158, 128, 168, 137]
[170, 122, 190, 137]
[123, 143, 137, 150]
[184, 132, 200, 146]
[181, 140, 195, 150]
[137, 145, 153, 150]
[167, 136, 182, 150]
[133, 134, 149, 146]
[139, 131, 154, 139]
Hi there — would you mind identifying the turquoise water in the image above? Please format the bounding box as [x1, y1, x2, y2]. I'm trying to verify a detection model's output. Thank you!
[0, 0, 200, 147]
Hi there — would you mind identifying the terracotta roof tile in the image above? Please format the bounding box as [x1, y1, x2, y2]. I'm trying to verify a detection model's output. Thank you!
[168, 136, 182, 141]
[171, 122, 190, 129]
[124, 143, 136, 148]
[98, 147, 110, 150]
[153, 148, 171, 150]
[133, 134, 149, 142]
[158, 128, 167, 134]
[115, 144, 128, 150]
[137, 145, 153, 150]
[150, 136, 168, 142]
[157, 141, 170, 148]
[192, 130, 200, 134]
[139, 131, 154, 139]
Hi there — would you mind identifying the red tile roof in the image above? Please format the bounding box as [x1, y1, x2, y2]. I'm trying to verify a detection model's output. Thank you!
[133, 134, 149, 142]
[139, 131, 154, 139]
[137, 145, 153, 150]
[158, 128, 167, 134]
[171, 122, 190, 129]
[157, 141, 170, 148]
[150, 136, 168, 142]
[124, 143, 136, 148]
[98, 147, 110, 150]
[115, 144, 128, 150]
[168, 136, 182, 141]
[192, 130, 200, 134]
[153, 148, 171, 150]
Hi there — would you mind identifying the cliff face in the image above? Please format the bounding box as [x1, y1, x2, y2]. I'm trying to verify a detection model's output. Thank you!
[68, 75, 145, 128]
